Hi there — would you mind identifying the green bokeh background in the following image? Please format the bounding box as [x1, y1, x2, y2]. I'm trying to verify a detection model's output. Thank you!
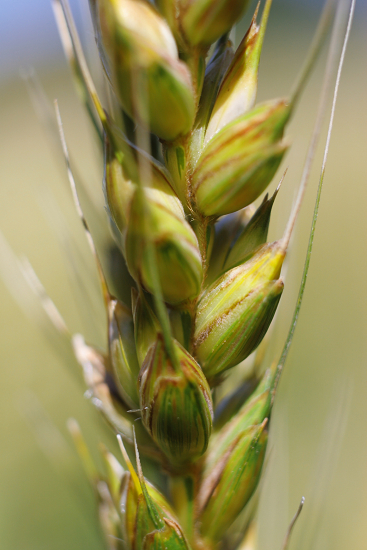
[0, 2, 366, 549]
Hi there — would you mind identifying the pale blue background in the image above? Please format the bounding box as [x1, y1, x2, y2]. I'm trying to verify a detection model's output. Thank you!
[1, 0, 366, 82]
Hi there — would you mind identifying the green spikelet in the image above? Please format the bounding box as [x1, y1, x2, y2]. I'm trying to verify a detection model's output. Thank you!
[205, 0, 272, 140]
[90, 0, 195, 140]
[193, 242, 285, 381]
[125, 186, 203, 305]
[182, 0, 251, 47]
[138, 335, 213, 465]
[108, 299, 140, 408]
[198, 419, 268, 543]
[193, 100, 290, 216]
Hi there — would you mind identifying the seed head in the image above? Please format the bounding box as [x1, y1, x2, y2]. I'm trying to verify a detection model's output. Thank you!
[51, 0, 345, 546]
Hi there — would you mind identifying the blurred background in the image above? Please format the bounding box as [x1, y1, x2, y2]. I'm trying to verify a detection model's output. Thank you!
[0, 1, 366, 549]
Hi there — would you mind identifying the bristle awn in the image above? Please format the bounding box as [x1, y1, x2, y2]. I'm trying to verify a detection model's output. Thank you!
[53, 0, 139, 179]
[129, 63, 152, 164]
[129, 85, 180, 367]
[117, 431, 191, 549]
[22, 68, 105, 229]
[273, 0, 356, 397]
[135, 188, 180, 371]
[133, 428, 165, 530]
[116, 434, 141, 494]
[52, 0, 108, 130]
[281, 497, 305, 550]
[18, 389, 72, 470]
[73, 336, 138, 444]
[0, 232, 79, 375]
[54, 100, 110, 309]
[0, 231, 68, 337]
[254, 0, 272, 57]
[51, 0, 103, 142]
[19, 256, 71, 339]
[17, 391, 104, 547]
[129, 66, 179, 370]
[289, 0, 336, 110]
[205, 0, 273, 141]
[280, 0, 352, 254]
[21, 67, 61, 156]
[55, 0, 135, 159]
[56, 108, 143, 410]
[130, 199, 184, 359]
[37, 192, 103, 333]
[296, 380, 351, 549]
[67, 421, 125, 549]
[67, 418, 100, 487]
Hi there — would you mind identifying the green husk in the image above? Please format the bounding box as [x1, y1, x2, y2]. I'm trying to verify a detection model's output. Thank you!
[193, 242, 285, 381]
[138, 335, 213, 465]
